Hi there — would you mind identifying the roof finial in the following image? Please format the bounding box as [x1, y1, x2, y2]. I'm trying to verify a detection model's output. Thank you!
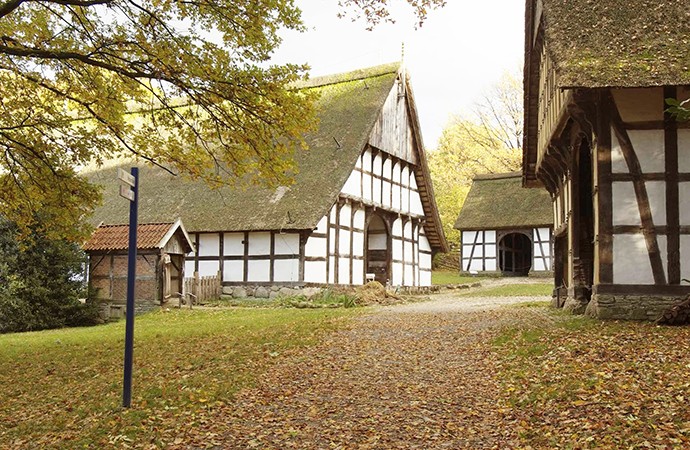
[401, 42, 405, 66]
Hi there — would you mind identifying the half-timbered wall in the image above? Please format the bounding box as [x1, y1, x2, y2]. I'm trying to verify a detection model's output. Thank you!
[185, 230, 302, 285]
[461, 228, 553, 274]
[533, 227, 553, 271]
[607, 87, 690, 285]
[341, 147, 425, 217]
[461, 230, 497, 272]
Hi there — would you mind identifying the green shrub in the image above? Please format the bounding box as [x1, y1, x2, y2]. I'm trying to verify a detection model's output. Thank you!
[0, 218, 100, 333]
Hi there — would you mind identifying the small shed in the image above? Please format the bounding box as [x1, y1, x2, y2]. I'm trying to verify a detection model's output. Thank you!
[454, 172, 554, 276]
[83, 219, 194, 318]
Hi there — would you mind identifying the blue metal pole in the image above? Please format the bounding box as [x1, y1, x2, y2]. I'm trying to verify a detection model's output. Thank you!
[123, 167, 138, 408]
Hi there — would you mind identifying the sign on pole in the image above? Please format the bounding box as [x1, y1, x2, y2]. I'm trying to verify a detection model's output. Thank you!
[119, 167, 139, 408]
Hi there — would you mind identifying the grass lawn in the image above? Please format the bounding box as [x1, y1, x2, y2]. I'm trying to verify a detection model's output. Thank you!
[0, 308, 357, 448]
[494, 309, 690, 448]
[431, 270, 483, 285]
[456, 282, 554, 297]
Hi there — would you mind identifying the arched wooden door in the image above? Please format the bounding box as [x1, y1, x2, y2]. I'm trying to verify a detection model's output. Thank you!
[498, 233, 532, 276]
[366, 215, 390, 284]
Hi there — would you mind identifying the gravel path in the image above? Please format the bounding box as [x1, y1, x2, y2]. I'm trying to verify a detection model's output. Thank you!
[212, 294, 551, 449]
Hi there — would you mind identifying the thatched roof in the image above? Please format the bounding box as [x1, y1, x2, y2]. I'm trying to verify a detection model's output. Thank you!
[538, 0, 690, 88]
[454, 172, 553, 231]
[85, 63, 446, 251]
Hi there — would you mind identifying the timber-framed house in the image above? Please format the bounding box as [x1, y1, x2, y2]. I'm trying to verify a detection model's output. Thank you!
[455, 172, 553, 277]
[88, 63, 447, 290]
[523, 0, 690, 319]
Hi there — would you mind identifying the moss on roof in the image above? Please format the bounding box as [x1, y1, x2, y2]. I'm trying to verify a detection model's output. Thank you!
[454, 172, 553, 231]
[542, 0, 690, 88]
[87, 64, 400, 232]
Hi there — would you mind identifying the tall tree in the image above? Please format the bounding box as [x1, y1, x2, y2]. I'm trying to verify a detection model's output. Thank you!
[0, 0, 445, 242]
[428, 69, 522, 244]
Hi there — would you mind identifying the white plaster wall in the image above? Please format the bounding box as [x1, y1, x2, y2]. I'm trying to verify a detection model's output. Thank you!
[362, 173, 373, 202]
[392, 184, 401, 210]
[679, 183, 690, 226]
[373, 176, 382, 204]
[339, 203, 352, 227]
[410, 189, 424, 216]
[404, 241, 413, 261]
[392, 262, 403, 285]
[315, 216, 328, 234]
[383, 158, 392, 181]
[373, 153, 383, 175]
[338, 257, 350, 284]
[612, 183, 640, 225]
[275, 233, 299, 255]
[328, 257, 335, 283]
[352, 259, 364, 285]
[184, 260, 195, 277]
[392, 238, 403, 261]
[611, 131, 628, 173]
[353, 209, 365, 230]
[304, 261, 327, 283]
[305, 236, 327, 258]
[401, 165, 410, 188]
[382, 181, 392, 208]
[485, 258, 497, 271]
[248, 232, 271, 255]
[198, 233, 219, 256]
[678, 129, 690, 173]
[342, 170, 361, 197]
[198, 260, 219, 277]
[419, 230, 432, 252]
[274, 259, 299, 282]
[534, 258, 546, 272]
[247, 260, 270, 282]
[223, 260, 244, 282]
[401, 187, 410, 214]
[420, 270, 432, 286]
[404, 264, 413, 285]
[352, 231, 364, 257]
[363, 149, 373, 172]
[613, 234, 668, 284]
[392, 218, 403, 237]
[392, 162, 401, 183]
[223, 233, 244, 255]
[339, 230, 351, 256]
[628, 130, 665, 173]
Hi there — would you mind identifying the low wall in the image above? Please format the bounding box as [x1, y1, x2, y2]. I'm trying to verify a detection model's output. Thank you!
[586, 294, 687, 321]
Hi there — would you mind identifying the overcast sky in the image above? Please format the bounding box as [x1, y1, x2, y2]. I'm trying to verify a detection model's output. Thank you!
[270, 0, 525, 149]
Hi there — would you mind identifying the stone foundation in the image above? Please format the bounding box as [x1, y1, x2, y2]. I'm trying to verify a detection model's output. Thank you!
[586, 294, 687, 321]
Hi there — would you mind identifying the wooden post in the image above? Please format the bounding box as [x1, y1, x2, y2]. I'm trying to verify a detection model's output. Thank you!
[193, 271, 200, 309]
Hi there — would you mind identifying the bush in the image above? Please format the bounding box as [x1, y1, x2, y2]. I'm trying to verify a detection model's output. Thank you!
[0, 218, 101, 333]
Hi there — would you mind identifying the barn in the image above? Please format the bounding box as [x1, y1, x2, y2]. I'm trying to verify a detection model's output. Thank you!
[87, 63, 447, 294]
[523, 0, 690, 319]
[454, 172, 553, 277]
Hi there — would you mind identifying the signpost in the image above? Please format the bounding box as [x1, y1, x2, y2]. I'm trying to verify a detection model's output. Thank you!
[118, 167, 138, 408]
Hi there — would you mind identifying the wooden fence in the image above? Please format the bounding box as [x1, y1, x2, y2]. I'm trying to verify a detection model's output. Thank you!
[183, 272, 221, 304]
